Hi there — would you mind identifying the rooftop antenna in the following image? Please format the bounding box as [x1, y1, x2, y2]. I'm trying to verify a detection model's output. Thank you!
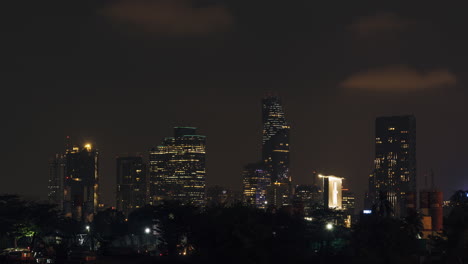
[431, 169, 435, 190]
[424, 171, 428, 189]
[65, 136, 71, 152]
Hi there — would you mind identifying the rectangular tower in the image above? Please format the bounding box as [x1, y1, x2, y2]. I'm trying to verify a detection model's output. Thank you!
[320, 175, 343, 209]
[48, 154, 66, 211]
[149, 127, 206, 207]
[63, 144, 99, 222]
[369, 115, 416, 217]
[293, 184, 323, 215]
[242, 163, 271, 210]
[116, 156, 147, 217]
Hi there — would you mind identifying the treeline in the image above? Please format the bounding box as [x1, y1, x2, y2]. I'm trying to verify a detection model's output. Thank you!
[1, 191, 468, 264]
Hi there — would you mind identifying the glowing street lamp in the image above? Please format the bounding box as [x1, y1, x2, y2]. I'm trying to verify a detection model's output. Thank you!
[325, 223, 333, 231]
[85, 225, 90, 232]
[144, 227, 151, 234]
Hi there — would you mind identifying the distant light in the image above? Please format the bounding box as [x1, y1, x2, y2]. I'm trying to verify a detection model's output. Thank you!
[363, 210, 372, 214]
[86, 225, 90, 231]
[326, 223, 333, 230]
[145, 227, 151, 234]
[84, 144, 92, 150]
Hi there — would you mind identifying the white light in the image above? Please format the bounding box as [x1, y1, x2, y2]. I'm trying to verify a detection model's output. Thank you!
[363, 210, 372, 214]
[325, 223, 333, 230]
[145, 227, 151, 234]
[86, 225, 90, 231]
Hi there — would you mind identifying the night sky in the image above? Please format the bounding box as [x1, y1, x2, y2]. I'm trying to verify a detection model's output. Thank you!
[3, 0, 468, 209]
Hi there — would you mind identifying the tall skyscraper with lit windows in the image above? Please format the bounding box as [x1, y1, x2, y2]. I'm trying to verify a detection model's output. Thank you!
[242, 163, 270, 209]
[116, 156, 147, 217]
[262, 95, 291, 207]
[368, 115, 416, 217]
[48, 154, 66, 211]
[63, 143, 100, 222]
[149, 127, 206, 207]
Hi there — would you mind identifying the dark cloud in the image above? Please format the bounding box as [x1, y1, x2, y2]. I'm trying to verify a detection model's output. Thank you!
[340, 65, 457, 91]
[102, 0, 233, 35]
[348, 12, 416, 36]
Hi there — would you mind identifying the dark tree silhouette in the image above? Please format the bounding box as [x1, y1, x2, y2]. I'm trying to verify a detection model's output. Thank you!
[445, 190, 468, 263]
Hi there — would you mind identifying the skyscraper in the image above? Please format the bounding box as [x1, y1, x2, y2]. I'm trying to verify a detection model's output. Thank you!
[63, 144, 100, 222]
[420, 189, 443, 236]
[320, 175, 343, 210]
[368, 115, 416, 217]
[48, 154, 66, 211]
[116, 156, 147, 216]
[262, 95, 291, 207]
[293, 184, 323, 216]
[342, 188, 356, 215]
[242, 163, 270, 209]
[149, 127, 206, 207]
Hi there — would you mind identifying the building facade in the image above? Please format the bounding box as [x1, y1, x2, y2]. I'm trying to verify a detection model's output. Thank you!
[320, 175, 343, 210]
[63, 144, 100, 222]
[149, 127, 206, 207]
[293, 184, 322, 216]
[368, 115, 417, 217]
[342, 188, 356, 215]
[420, 190, 443, 236]
[262, 95, 291, 207]
[242, 163, 271, 209]
[116, 156, 147, 216]
[48, 154, 66, 211]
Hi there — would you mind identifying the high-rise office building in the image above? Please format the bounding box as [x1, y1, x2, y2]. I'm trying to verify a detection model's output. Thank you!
[320, 175, 343, 209]
[149, 127, 206, 207]
[420, 172, 443, 236]
[342, 188, 355, 215]
[116, 156, 147, 217]
[63, 144, 100, 222]
[262, 95, 291, 207]
[48, 154, 66, 211]
[293, 184, 322, 216]
[420, 189, 443, 237]
[242, 163, 271, 209]
[368, 115, 416, 217]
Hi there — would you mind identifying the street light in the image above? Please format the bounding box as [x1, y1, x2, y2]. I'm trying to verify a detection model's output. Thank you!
[325, 223, 333, 231]
[85, 225, 90, 232]
[144, 227, 151, 234]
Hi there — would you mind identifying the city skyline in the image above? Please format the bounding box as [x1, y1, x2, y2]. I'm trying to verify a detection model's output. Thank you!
[43, 110, 460, 212]
[3, 0, 468, 211]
